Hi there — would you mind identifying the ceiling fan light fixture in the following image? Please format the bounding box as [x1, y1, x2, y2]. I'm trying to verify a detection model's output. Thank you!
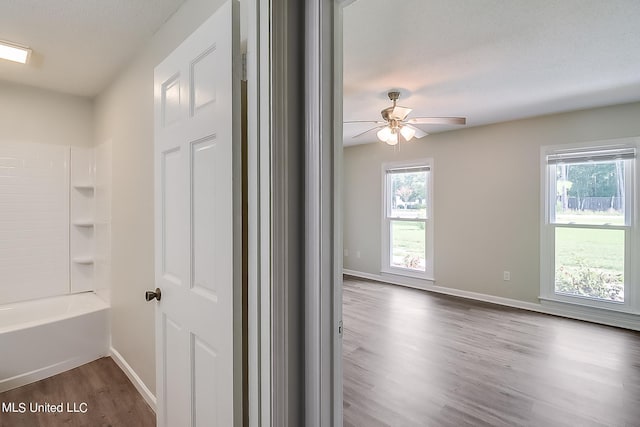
[386, 131, 398, 146]
[400, 126, 415, 141]
[377, 126, 392, 142]
[344, 90, 466, 145]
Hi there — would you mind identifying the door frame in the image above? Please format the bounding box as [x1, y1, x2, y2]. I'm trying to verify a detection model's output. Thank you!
[304, 0, 347, 426]
[246, 0, 306, 426]
[246, 0, 345, 426]
[245, 1, 272, 425]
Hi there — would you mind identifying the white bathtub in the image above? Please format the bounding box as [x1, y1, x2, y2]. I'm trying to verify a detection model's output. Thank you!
[0, 292, 109, 392]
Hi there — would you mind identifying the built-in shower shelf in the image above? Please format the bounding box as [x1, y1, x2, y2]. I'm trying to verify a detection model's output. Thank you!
[73, 184, 95, 191]
[70, 147, 99, 294]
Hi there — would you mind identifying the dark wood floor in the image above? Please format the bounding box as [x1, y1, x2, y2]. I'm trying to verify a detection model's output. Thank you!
[342, 277, 640, 427]
[0, 357, 155, 427]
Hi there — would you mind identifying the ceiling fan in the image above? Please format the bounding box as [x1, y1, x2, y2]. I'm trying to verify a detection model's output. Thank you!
[344, 91, 466, 145]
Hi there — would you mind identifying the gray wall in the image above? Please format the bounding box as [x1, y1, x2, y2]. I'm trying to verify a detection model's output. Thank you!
[94, 0, 231, 395]
[0, 80, 93, 148]
[343, 101, 640, 304]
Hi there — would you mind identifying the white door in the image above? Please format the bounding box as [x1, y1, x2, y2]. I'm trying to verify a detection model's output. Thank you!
[152, 1, 241, 426]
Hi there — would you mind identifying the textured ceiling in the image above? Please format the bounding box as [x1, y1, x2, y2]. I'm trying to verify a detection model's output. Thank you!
[343, 0, 640, 145]
[0, 0, 186, 97]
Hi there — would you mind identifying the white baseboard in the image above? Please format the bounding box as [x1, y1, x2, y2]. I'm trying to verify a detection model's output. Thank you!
[343, 269, 434, 291]
[110, 347, 157, 412]
[343, 269, 640, 331]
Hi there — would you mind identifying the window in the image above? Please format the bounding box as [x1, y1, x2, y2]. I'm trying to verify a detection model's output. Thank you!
[541, 140, 639, 311]
[382, 160, 433, 279]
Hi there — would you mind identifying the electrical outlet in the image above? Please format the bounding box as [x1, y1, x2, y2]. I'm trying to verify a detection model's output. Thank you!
[344, 249, 349, 257]
[356, 250, 361, 259]
[503, 271, 511, 281]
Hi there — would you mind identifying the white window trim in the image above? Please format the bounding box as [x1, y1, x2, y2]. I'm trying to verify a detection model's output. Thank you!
[540, 137, 640, 314]
[381, 158, 434, 280]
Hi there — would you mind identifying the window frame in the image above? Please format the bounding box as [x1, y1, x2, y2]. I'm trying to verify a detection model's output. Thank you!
[381, 158, 434, 280]
[540, 138, 640, 313]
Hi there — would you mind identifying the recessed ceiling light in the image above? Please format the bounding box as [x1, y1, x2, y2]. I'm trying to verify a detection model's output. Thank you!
[0, 40, 32, 64]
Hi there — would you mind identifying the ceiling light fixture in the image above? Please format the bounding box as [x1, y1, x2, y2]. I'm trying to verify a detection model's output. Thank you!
[376, 126, 392, 142]
[345, 91, 467, 146]
[376, 122, 413, 145]
[0, 40, 32, 64]
[386, 129, 398, 146]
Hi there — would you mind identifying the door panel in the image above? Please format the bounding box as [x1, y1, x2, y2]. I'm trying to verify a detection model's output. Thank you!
[193, 336, 218, 425]
[191, 137, 222, 299]
[153, 1, 240, 426]
[191, 46, 218, 112]
[162, 75, 183, 127]
[160, 147, 184, 283]
[164, 316, 190, 427]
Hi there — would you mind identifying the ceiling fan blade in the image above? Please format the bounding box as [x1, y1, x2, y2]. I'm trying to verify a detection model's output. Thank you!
[389, 106, 412, 121]
[352, 125, 386, 138]
[344, 120, 385, 125]
[407, 117, 466, 125]
[405, 124, 428, 139]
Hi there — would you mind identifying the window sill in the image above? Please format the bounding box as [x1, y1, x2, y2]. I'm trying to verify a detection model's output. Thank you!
[381, 267, 432, 281]
[380, 269, 434, 288]
[538, 296, 640, 331]
[538, 296, 640, 316]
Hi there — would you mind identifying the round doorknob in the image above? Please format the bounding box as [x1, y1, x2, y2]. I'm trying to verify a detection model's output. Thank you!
[145, 288, 162, 302]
